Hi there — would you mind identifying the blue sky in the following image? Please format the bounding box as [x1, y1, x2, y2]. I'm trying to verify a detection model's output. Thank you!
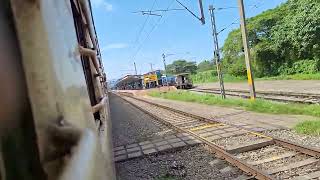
[91, 0, 286, 80]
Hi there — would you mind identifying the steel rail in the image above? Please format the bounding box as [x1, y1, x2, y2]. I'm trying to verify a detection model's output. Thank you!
[117, 93, 320, 176]
[117, 93, 284, 132]
[196, 87, 320, 97]
[121, 93, 320, 156]
[117, 93, 273, 179]
[273, 139, 320, 158]
[189, 88, 320, 104]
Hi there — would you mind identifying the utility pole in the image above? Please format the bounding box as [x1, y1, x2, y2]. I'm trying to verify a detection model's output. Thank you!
[150, 63, 153, 72]
[162, 53, 169, 86]
[134, 62, 137, 75]
[198, 0, 205, 25]
[238, 0, 256, 100]
[209, 5, 226, 99]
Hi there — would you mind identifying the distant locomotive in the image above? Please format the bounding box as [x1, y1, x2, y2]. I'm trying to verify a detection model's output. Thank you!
[174, 73, 193, 89]
[115, 71, 194, 90]
[161, 73, 193, 89]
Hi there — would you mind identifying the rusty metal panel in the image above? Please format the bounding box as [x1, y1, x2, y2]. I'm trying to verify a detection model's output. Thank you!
[10, 0, 115, 179]
[0, 1, 46, 179]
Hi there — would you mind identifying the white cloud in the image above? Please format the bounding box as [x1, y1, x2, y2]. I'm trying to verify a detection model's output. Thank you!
[91, 0, 113, 12]
[102, 43, 129, 51]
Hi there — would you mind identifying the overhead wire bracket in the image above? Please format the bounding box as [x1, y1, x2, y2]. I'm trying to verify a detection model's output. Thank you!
[133, 0, 205, 25]
[141, 11, 162, 17]
[175, 0, 205, 25]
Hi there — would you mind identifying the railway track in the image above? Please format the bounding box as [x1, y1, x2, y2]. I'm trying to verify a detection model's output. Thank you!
[116, 92, 320, 180]
[189, 88, 320, 104]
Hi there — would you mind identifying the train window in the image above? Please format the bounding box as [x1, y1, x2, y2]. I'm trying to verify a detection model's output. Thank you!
[70, 0, 100, 120]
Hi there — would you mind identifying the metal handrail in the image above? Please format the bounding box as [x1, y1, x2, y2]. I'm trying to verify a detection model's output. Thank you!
[79, 0, 97, 49]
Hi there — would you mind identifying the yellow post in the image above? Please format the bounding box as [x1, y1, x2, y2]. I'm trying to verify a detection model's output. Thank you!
[238, 0, 256, 100]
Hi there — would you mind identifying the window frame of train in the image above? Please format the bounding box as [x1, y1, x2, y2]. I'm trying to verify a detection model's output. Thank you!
[70, 0, 102, 122]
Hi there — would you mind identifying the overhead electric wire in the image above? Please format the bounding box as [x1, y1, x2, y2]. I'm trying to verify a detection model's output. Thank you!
[133, 0, 157, 45]
[216, 0, 265, 35]
[217, 18, 239, 35]
[131, 0, 175, 61]
[216, 6, 238, 10]
[215, 0, 264, 12]
[141, 12, 162, 17]
[132, 8, 185, 14]
[175, 0, 202, 22]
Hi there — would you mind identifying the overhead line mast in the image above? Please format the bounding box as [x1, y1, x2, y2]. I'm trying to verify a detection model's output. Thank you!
[209, 5, 226, 99]
[175, 0, 205, 24]
[237, 0, 256, 100]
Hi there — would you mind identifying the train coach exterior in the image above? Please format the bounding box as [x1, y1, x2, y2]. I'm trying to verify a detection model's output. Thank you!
[175, 73, 193, 89]
[0, 0, 115, 179]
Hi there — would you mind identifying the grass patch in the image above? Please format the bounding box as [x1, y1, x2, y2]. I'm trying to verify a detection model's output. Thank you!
[294, 120, 320, 136]
[191, 71, 320, 85]
[258, 73, 320, 80]
[149, 91, 320, 117]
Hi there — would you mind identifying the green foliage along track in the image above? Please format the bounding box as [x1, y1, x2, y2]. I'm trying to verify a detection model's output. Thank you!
[222, 0, 320, 78]
[294, 120, 320, 136]
[149, 91, 320, 136]
[149, 90, 320, 118]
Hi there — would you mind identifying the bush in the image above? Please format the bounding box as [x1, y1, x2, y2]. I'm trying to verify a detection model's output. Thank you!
[292, 60, 319, 74]
[278, 59, 319, 75]
[226, 58, 247, 77]
[191, 70, 217, 84]
[191, 70, 246, 84]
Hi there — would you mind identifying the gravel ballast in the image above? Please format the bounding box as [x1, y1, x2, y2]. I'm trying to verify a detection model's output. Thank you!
[274, 161, 320, 179]
[212, 133, 267, 149]
[115, 145, 244, 180]
[264, 129, 320, 149]
[110, 93, 174, 147]
[236, 145, 291, 162]
[256, 154, 310, 170]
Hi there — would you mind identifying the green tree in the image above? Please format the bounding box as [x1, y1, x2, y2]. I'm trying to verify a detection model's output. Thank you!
[272, 0, 320, 61]
[166, 60, 197, 75]
[222, 0, 320, 77]
[197, 60, 214, 72]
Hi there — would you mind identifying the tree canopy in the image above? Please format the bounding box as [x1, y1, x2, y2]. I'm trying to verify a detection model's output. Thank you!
[166, 60, 197, 75]
[197, 60, 214, 72]
[167, 1, 320, 78]
[222, 0, 320, 77]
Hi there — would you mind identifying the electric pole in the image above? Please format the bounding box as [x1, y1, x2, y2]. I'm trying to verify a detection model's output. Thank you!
[209, 5, 226, 99]
[198, 0, 205, 25]
[238, 0, 256, 100]
[162, 53, 169, 86]
[134, 62, 137, 75]
[150, 63, 153, 72]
